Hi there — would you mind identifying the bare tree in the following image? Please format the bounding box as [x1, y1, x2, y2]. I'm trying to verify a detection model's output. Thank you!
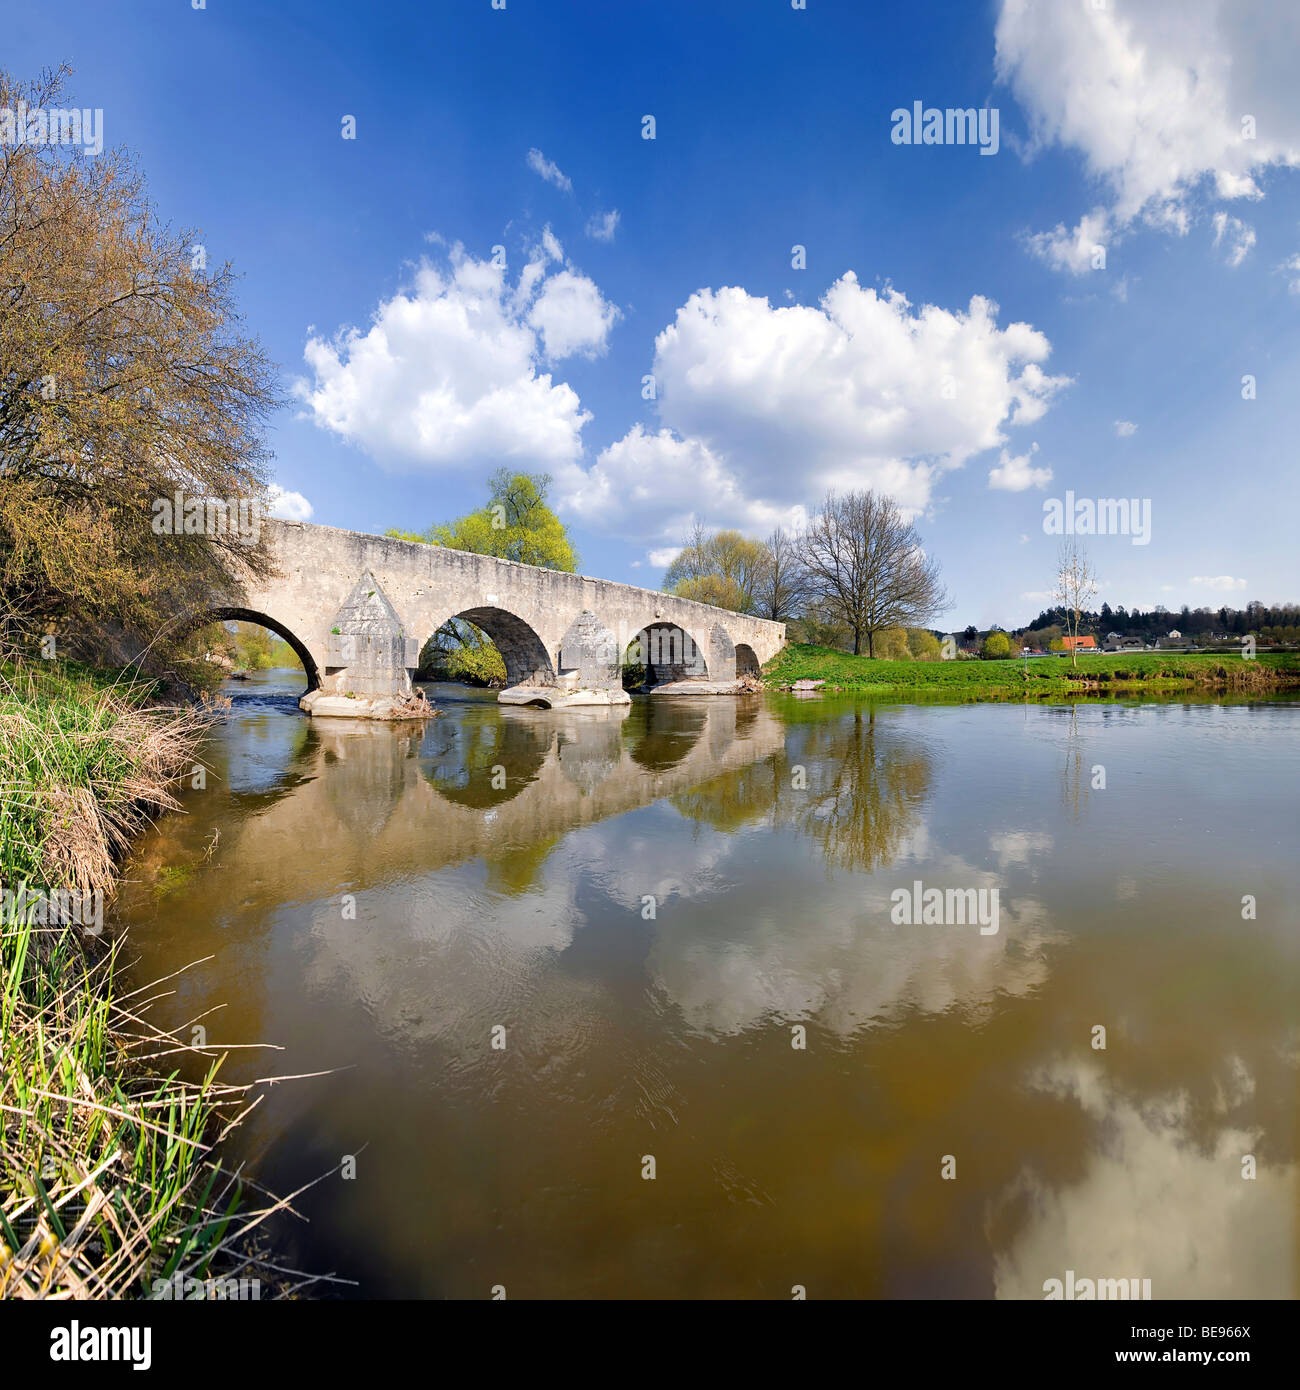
[797, 490, 950, 656]
[754, 524, 805, 622]
[1053, 541, 1098, 668]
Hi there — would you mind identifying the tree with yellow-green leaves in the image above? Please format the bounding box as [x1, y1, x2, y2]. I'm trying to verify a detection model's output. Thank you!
[387, 470, 578, 572]
[661, 524, 769, 614]
[387, 470, 578, 685]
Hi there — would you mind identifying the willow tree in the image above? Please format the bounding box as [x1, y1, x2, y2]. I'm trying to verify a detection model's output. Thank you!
[797, 489, 950, 656]
[387, 470, 578, 686]
[662, 524, 768, 614]
[0, 66, 280, 665]
[419, 470, 579, 572]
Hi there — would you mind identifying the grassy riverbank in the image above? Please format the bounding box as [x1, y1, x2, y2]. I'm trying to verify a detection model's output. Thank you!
[763, 643, 1300, 697]
[0, 659, 290, 1298]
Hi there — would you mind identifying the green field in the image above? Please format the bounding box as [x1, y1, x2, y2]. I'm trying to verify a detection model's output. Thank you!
[762, 644, 1300, 698]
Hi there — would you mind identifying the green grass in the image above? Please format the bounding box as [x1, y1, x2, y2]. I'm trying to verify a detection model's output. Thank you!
[0, 658, 204, 891]
[763, 643, 1300, 698]
[0, 908, 250, 1298]
[0, 657, 300, 1299]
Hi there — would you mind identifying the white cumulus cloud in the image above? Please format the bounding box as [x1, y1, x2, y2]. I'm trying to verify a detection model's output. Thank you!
[997, 0, 1300, 270]
[1023, 208, 1111, 276]
[265, 484, 313, 521]
[528, 268, 620, 361]
[988, 442, 1052, 491]
[559, 274, 1068, 544]
[560, 425, 806, 544]
[296, 237, 617, 471]
[1191, 575, 1248, 591]
[1114, 420, 1138, 437]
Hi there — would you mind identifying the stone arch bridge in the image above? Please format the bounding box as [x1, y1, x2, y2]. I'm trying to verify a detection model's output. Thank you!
[193, 521, 785, 712]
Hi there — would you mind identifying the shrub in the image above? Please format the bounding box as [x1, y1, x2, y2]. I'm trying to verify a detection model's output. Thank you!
[873, 627, 910, 660]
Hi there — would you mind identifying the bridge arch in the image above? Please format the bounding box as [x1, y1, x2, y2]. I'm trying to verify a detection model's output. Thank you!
[176, 606, 321, 690]
[423, 606, 554, 688]
[735, 643, 761, 677]
[626, 621, 709, 686]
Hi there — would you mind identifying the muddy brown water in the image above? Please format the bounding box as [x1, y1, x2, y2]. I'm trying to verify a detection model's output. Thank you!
[112, 670, 1300, 1298]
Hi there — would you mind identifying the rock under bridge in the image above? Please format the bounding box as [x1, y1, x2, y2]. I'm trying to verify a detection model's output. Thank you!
[193, 521, 786, 716]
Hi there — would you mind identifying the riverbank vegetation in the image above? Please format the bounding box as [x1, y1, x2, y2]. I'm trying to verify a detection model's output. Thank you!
[417, 619, 507, 686]
[0, 63, 318, 1300]
[659, 501, 1297, 671]
[763, 643, 1300, 696]
[0, 657, 312, 1297]
[0, 65, 281, 687]
[197, 621, 303, 674]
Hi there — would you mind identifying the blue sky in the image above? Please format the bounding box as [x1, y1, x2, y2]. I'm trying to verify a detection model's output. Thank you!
[11, 0, 1300, 628]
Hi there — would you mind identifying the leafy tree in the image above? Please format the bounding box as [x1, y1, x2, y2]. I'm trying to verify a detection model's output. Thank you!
[874, 627, 910, 659]
[670, 572, 752, 611]
[420, 619, 506, 686]
[907, 628, 941, 660]
[790, 600, 852, 651]
[981, 630, 1012, 659]
[388, 470, 578, 572]
[662, 525, 768, 614]
[0, 66, 279, 670]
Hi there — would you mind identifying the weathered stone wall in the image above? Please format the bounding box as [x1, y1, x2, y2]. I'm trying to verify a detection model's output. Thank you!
[203, 521, 786, 694]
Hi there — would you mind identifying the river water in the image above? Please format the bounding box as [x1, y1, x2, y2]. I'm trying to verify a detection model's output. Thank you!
[112, 669, 1300, 1299]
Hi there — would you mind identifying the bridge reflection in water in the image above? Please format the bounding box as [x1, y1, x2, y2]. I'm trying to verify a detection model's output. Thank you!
[111, 676, 1300, 1301]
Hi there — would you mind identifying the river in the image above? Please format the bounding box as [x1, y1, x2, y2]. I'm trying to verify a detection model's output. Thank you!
[111, 669, 1300, 1299]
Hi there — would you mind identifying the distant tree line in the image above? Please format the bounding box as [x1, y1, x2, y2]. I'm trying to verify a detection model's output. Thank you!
[1022, 600, 1300, 646]
[204, 621, 302, 671]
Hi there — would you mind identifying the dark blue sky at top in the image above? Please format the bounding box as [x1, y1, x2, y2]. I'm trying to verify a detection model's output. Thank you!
[9, 0, 1299, 626]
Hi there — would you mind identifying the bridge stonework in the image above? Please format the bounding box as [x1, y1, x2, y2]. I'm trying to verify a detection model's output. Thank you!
[209, 521, 785, 709]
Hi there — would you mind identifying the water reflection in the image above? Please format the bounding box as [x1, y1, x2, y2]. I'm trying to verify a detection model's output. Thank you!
[674, 706, 934, 871]
[992, 1059, 1297, 1299]
[111, 675, 1300, 1299]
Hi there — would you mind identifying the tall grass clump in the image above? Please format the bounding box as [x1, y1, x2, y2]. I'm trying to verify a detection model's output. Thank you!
[0, 658, 207, 891]
[0, 655, 315, 1298]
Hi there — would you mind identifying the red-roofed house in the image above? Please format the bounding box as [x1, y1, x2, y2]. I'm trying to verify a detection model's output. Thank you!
[1061, 635, 1097, 652]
